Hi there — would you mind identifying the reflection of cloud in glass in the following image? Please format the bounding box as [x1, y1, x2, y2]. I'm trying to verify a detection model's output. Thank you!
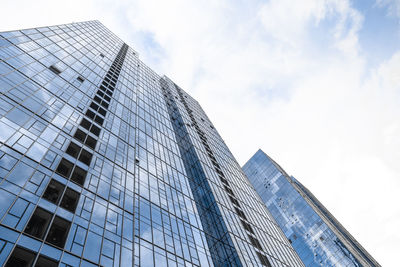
[262, 166, 362, 266]
[26, 142, 47, 161]
[140, 243, 154, 267]
[0, 119, 15, 142]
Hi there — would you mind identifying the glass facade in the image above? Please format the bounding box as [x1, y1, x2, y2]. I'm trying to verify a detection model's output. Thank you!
[242, 149, 380, 267]
[0, 21, 304, 266]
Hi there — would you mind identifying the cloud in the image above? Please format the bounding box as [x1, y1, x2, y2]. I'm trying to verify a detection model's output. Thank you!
[1, 0, 398, 265]
[102, 1, 397, 265]
[90, 1, 399, 264]
[376, 0, 400, 17]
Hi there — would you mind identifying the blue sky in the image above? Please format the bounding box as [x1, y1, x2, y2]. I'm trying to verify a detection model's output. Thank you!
[1, 0, 399, 265]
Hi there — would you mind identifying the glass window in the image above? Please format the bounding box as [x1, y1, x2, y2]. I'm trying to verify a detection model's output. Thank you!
[60, 188, 80, 213]
[24, 208, 52, 239]
[5, 246, 35, 267]
[35, 255, 59, 267]
[46, 216, 71, 248]
[43, 179, 65, 205]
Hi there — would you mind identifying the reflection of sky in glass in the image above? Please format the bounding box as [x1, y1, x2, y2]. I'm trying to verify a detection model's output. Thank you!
[243, 150, 364, 267]
[0, 21, 304, 267]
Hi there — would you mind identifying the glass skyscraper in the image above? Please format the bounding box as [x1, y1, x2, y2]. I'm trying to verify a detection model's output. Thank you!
[0, 21, 304, 267]
[243, 149, 380, 267]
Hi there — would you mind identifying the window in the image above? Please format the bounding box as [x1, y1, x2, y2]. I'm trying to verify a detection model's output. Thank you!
[98, 107, 106, 116]
[48, 65, 61, 75]
[90, 102, 99, 111]
[229, 195, 240, 207]
[85, 135, 97, 149]
[66, 142, 92, 165]
[35, 255, 59, 267]
[78, 148, 92, 165]
[85, 109, 96, 119]
[43, 179, 65, 204]
[234, 207, 247, 220]
[100, 101, 109, 109]
[60, 188, 80, 213]
[256, 252, 272, 267]
[94, 96, 102, 104]
[74, 128, 86, 142]
[5, 246, 35, 267]
[70, 165, 87, 186]
[103, 95, 111, 102]
[97, 91, 105, 98]
[66, 142, 80, 158]
[248, 235, 263, 250]
[223, 185, 234, 196]
[74, 129, 97, 149]
[80, 118, 91, 130]
[90, 124, 101, 136]
[240, 220, 254, 234]
[46, 216, 71, 248]
[220, 177, 229, 186]
[56, 158, 73, 178]
[24, 208, 52, 239]
[94, 116, 104, 125]
[105, 90, 112, 97]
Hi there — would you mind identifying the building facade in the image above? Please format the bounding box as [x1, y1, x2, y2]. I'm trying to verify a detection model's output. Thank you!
[0, 21, 304, 267]
[242, 149, 380, 267]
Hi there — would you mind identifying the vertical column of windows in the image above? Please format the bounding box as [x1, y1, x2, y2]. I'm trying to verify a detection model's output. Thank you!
[7, 44, 129, 266]
[160, 78, 243, 267]
[174, 85, 272, 267]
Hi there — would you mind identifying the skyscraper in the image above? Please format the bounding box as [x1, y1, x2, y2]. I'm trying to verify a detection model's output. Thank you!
[242, 149, 380, 267]
[0, 21, 304, 266]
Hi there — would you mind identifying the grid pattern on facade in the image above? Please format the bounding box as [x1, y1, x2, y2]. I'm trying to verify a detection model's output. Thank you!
[0, 21, 304, 267]
[242, 149, 381, 267]
[160, 77, 304, 267]
[160, 78, 242, 266]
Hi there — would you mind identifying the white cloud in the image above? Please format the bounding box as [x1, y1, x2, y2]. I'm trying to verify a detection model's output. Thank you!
[376, 0, 400, 17]
[0, 0, 398, 265]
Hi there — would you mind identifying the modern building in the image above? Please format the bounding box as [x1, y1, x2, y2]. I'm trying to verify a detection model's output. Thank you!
[0, 21, 304, 267]
[242, 149, 380, 267]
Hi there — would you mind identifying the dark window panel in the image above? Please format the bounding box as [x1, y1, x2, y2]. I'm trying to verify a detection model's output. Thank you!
[256, 252, 272, 267]
[94, 116, 104, 125]
[45, 216, 71, 248]
[94, 96, 102, 104]
[97, 90, 105, 97]
[56, 158, 74, 178]
[100, 101, 109, 109]
[85, 109, 96, 119]
[98, 107, 106, 116]
[90, 102, 99, 111]
[60, 188, 80, 213]
[73, 128, 86, 142]
[42, 179, 65, 205]
[104, 95, 111, 102]
[35, 255, 59, 267]
[90, 124, 101, 136]
[5, 246, 36, 267]
[248, 235, 263, 250]
[48, 65, 61, 75]
[66, 142, 81, 158]
[80, 118, 91, 130]
[85, 135, 97, 150]
[78, 149, 92, 165]
[70, 165, 87, 186]
[24, 207, 52, 239]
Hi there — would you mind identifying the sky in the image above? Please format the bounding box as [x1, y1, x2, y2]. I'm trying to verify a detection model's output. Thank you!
[1, 0, 399, 265]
